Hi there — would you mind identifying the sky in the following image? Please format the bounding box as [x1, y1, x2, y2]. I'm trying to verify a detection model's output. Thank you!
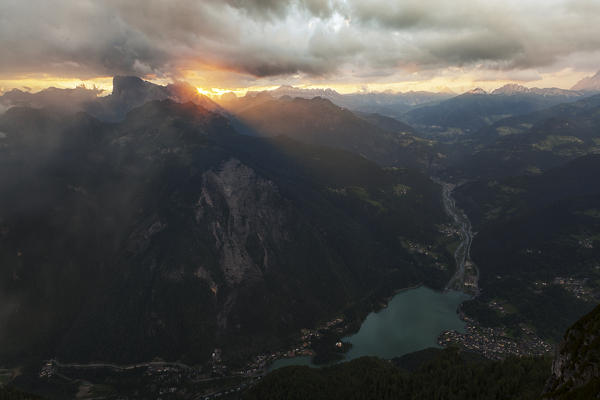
[1, 0, 600, 95]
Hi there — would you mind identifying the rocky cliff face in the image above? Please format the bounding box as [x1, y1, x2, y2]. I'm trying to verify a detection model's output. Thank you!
[196, 158, 288, 286]
[544, 305, 600, 399]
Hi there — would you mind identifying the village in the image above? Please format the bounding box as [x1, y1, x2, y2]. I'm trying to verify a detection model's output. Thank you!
[235, 316, 347, 375]
[533, 276, 599, 302]
[36, 315, 350, 399]
[437, 315, 553, 360]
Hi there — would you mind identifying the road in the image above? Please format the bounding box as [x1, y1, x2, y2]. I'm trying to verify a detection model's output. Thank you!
[50, 359, 191, 371]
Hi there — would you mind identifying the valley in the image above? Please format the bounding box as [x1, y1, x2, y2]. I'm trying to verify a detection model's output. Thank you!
[1, 75, 599, 399]
[3, 3, 600, 398]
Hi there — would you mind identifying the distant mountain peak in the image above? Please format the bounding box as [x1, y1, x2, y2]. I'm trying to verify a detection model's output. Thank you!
[491, 84, 530, 95]
[269, 85, 341, 99]
[491, 84, 581, 97]
[465, 88, 487, 95]
[571, 70, 600, 91]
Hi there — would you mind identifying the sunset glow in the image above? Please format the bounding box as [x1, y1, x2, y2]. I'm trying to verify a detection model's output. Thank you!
[1, 69, 593, 98]
[1, 1, 599, 95]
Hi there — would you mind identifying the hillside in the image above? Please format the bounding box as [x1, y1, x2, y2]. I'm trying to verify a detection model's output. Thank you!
[0, 385, 41, 400]
[404, 88, 587, 138]
[0, 100, 451, 368]
[223, 95, 440, 170]
[454, 155, 600, 340]
[244, 347, 551, 400]
[445, 94, 600, 180]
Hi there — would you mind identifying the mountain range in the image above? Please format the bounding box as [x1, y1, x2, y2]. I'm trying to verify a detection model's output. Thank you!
[241, 86, 454, 118]
[403, 85, 591, 136]
[1, 74, 600, 398]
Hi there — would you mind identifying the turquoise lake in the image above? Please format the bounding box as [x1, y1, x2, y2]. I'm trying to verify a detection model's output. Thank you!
[270, 286, 469, 370]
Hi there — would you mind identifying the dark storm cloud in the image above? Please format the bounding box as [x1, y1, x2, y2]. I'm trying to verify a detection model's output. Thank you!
[1, 0, 599, 82]
[0, 1, 168, 78]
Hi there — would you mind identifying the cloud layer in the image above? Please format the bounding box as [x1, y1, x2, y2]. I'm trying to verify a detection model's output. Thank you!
[1, 0, 599, 87]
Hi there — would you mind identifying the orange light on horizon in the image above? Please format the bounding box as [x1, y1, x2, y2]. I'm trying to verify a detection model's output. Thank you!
[196, 86, 250, 98]
[0, 67, 589, 98]
[196, 87, 213, 97]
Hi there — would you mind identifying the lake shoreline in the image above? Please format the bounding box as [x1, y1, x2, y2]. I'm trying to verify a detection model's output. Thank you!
[269, 286, 470, 370]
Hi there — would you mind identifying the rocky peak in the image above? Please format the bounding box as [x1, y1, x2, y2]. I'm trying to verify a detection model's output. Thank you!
[268, 85, 340, 99]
